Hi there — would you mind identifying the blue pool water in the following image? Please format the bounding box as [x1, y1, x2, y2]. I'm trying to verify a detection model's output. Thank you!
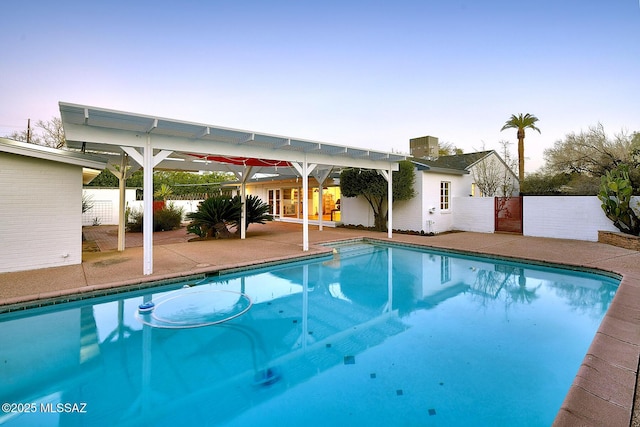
[0, 241, 619, 426]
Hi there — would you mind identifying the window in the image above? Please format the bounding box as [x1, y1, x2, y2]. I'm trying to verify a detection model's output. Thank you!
[440, 255, 451, 284]
[440, 181, 450, 210]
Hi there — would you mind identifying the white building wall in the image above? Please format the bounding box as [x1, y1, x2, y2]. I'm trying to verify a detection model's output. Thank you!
[341, 196, 374, 227]
[452, 197, 495, 233]
[420, 173, 469, 234]
[523, 196, 618, 241]
[0, 154, 83, 272]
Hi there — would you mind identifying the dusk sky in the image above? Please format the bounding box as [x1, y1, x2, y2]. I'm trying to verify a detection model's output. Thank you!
[2, 1, 638, 172]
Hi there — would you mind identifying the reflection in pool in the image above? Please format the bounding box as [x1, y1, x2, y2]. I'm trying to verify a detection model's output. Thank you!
[0, 241, 619, 426]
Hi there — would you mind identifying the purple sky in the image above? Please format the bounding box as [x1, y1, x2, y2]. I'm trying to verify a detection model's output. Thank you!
[1, 0, 638, 172]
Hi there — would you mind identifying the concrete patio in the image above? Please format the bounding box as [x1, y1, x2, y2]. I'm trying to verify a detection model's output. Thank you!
[1, 222, 639, 426]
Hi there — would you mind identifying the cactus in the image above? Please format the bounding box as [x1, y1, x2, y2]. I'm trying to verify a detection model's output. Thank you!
[598, 164, 640, 235]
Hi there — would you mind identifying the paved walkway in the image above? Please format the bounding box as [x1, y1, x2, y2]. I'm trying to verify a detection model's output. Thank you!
[1, 222, 639, 426]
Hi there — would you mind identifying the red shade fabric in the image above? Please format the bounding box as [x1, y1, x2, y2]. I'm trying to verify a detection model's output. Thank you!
[188, 154, 290, 167]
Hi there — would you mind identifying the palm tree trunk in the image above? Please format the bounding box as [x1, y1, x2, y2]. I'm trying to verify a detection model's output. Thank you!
[517, 128, 525, 184]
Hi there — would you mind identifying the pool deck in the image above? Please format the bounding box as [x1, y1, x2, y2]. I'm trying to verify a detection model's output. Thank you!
[1, 222, 639, 426]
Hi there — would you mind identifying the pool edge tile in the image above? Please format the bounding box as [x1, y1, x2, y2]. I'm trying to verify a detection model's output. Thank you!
[575, 354, 635, 409]
[554, 385, 630, 427]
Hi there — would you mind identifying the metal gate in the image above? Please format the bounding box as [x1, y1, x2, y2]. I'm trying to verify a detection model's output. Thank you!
[495, 196, 523, 234]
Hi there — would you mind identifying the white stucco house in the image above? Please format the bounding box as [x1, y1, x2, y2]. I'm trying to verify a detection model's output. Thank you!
[0, 138, 106, 273]
[341, 136, 519, 234]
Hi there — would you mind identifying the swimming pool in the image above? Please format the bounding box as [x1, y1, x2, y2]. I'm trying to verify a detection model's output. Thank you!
[0, 240, 619, 426]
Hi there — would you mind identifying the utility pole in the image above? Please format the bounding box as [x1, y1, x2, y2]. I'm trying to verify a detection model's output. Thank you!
[26, 118, 31, 143]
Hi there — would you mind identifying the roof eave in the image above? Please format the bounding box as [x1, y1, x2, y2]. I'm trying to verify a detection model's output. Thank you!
[0, 138, 108, 170]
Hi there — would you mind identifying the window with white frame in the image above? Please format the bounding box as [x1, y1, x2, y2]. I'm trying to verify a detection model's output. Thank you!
[440, 181, 450, 210]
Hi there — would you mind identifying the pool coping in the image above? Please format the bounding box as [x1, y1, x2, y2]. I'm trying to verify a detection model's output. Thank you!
[0, 249, 334, 314]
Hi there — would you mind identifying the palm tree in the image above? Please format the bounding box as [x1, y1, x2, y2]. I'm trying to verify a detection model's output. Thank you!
[500, 113, 541, 183]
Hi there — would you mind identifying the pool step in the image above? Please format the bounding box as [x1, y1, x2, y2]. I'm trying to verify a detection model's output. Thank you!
[329, 242, 386, 259]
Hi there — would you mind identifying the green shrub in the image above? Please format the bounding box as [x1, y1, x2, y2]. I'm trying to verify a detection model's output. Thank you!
[154, 203, 184, 231]
[127, 209, 144, 232]
[126, 203, 184, 232]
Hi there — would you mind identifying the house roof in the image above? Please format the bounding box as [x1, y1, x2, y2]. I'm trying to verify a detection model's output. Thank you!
[0, 137, 107, 184]
[409, 150, 496, 175]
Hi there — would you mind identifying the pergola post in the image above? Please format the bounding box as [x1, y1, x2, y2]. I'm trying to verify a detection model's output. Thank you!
[122, 143, 172, 275]
[117, 153, 128, 251]
[291, 160, 317, 251]
[234, 166, 253, 240]
[106, 153, 134, 252]
[142, 137, 154, 275]
[379, 167, 393, 239]
[302, 161, 309, 250]
[388, 164, 393, 239]
[313, 168, 332, 231]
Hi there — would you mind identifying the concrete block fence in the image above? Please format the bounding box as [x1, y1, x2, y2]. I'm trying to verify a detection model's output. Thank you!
[83, 189, 630, 243]
[451, 196, 623, 242]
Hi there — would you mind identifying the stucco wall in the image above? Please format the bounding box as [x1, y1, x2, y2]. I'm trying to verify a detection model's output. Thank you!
[0, 153, 83, 272]
[341, 196, 375, 227]
[452, 197, 495, 233]
[523, 196, 618, 241]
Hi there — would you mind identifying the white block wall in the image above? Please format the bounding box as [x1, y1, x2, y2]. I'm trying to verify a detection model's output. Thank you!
[82, 188, 138, 225]
[83, 189, 205, 225]
[125, 199, 203, 221]
[523, 196, 618, 241]
[452, 197, 495, 233]
[340, 196, 375, 227]
[0, 153, 83, 272]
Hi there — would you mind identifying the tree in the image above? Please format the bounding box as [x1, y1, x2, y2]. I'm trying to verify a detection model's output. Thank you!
[6, 117, 65, 148]
[340, 160, 416, 231]
[36, 117, 66, 148]
[520, 172, 570, 195]
[500, 113, 541, 184]
[472, 141, 517, 197]
[498, 140, 518, 196]
[543, 124, 640, 192]
[473, 155, 517, 197]
[438, 141, 463, 156]
[472, 156, 502, 196]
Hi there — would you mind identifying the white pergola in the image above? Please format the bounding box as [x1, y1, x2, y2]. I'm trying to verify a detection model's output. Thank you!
[60, 102, 404, 275]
